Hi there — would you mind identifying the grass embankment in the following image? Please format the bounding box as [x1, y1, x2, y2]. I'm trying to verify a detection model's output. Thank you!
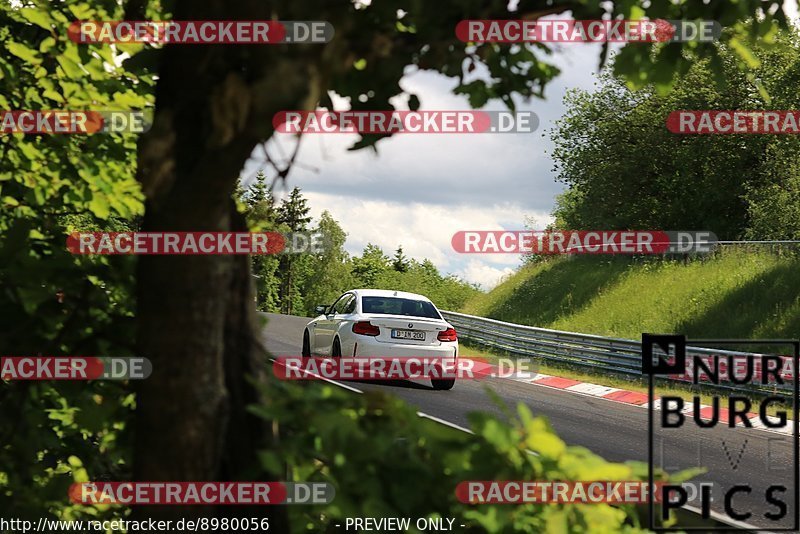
[460, 249, 800, 416]
[463, 248, 800, 340]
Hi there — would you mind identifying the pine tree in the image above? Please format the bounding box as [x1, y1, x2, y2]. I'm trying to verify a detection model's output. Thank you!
[276, 187, 312, 314]
[277, 186, 311, 231]
[236, 172, 281, 312]
[392, 245, 409, 273]
[244, 171, 278, 226]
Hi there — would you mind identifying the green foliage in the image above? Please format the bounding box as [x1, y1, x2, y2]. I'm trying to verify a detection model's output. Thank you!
[0, 0, 155, 520]
[276, 187, 313, 314]
[243, 171, 279, 227]
[237, 181, 480, 316]
[251, 375, 661, 534]
[349, 244, 391, 288]
[292, 237, 480, 316]
[551, 29, 800, 240]
[371, 257, 480, 312]
[3, 0, 787, 526]
[392, 245, 409, 273]
[323, 0, 788, 154]
[2, 383, 135, 521]
[238, 173, 282, 311]
[297, 211, 355, 313]
[341, 244, 480, 312]
[277, 187, 312, 232]
[745, 135, 800, 240]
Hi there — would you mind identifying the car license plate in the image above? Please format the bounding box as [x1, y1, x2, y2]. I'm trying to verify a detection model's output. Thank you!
[391, 329, 425, 341]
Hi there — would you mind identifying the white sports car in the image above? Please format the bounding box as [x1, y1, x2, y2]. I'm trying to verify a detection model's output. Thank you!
[302, 289, 458, 390]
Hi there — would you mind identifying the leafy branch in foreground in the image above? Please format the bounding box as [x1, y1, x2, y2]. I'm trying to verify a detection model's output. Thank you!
[250, 373, 681, 534]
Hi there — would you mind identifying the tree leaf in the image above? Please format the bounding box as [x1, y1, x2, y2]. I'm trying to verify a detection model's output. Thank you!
[7, 41, 42, 65]
[88, 194, 111, 219]
[39, 37, 56, 54]
[56, 55, 84, 78]
[19, 8, 53, 30]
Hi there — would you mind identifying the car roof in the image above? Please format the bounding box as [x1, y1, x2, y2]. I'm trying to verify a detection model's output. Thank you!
[349, 289, 432, 302]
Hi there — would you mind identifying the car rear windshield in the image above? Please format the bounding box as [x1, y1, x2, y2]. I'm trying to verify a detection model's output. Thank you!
[361, 296, 441, 319]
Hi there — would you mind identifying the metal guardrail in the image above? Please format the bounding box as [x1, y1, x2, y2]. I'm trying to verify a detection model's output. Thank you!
[440, 310, 792, 397]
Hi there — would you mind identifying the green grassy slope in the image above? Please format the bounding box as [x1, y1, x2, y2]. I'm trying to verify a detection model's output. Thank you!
[461, 249, 800, 340]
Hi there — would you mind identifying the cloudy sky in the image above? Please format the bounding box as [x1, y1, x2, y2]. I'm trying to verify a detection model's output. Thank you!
[235, 2, 799, 290]
[240, 40, 611, 290]
[239, 0, 798, 288]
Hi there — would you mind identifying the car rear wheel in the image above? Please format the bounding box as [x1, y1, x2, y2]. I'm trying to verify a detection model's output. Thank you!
[331, 338, 342, 358]
[431, 377, 455, 390]
[302, 330, 311, 357]
[431, 361, 455, 390]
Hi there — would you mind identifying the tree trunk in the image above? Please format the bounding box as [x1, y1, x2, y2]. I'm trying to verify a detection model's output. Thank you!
[130, 2, 311, 528]
[130, 0, 333, 525]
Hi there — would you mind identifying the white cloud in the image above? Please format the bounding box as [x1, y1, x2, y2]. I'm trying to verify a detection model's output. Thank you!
[786, 0, 800, 25]
[454, 260, 516, 290]
[243, 37, 606, 289]
[298, 190, 552, 287]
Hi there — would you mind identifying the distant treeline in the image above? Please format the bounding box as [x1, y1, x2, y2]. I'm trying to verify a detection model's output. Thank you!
[238, 173, 480, 317]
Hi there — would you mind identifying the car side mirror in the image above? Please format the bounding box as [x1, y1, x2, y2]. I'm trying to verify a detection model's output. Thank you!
[315, 305, 328, 315]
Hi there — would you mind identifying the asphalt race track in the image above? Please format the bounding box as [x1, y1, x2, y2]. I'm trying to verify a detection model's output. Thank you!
[261, 313, 796, 530]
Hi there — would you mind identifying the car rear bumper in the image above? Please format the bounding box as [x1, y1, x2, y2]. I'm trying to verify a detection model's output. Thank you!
[343, 336, 458, 360]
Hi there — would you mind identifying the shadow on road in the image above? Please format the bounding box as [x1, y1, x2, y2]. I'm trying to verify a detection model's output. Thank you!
[340, 378, 435, 391]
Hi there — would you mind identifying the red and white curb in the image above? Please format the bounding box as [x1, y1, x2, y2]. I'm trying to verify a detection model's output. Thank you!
[518, 372, 793, 435]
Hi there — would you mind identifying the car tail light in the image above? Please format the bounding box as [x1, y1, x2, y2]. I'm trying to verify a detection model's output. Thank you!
[352, 321, 380, 336]
[438, 327, 457, 342]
